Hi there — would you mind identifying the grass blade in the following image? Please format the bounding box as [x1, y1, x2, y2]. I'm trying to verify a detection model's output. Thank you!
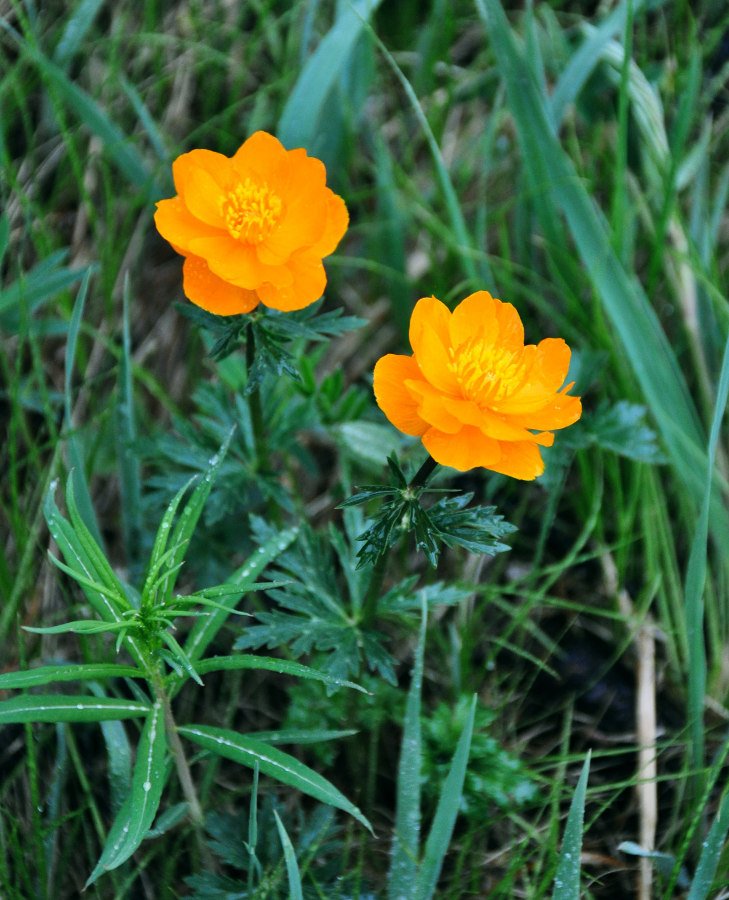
[52, 0, 105, 67]
[64, 271, 104, 548]
[115, 275, 143, 579]
[178, 724, 372, 833]
[550, 0, 652, 126]
[273, 810, 304, 900]
[687, 778, 729, 900]
[685, 334, 729, 774]
[2, 23, 157, 197]
[551, 752, 591, 900]
[415, 694, 475, 900]
[278, 0, 382, 154]
[388, 595, 427, 900]
[476, 0, 726, 542]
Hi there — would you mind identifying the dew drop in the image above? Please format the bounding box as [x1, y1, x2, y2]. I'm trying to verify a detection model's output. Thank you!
[143, 781, 151, 792]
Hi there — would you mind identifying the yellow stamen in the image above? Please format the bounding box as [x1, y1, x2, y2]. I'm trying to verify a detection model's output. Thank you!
[221, 177, 282, 243]
[449, 337, 526, 406]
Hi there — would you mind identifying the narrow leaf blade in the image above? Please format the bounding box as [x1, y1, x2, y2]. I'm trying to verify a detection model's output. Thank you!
[178, 724, 372, 833]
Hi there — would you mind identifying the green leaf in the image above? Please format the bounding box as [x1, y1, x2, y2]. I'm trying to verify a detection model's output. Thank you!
[430, 494, 516, 558]
[24, 619, 131, 636]
[140, 475, 197, 608]
[551, 752, 591, 900]
[273, 810, 303, 900]
[194, 655, 368, 694]
[415, 695, 476, 900]
[278, 0, 382, 154]
[182, 525, 298, 667]
[549, 0, 652, 126]
[567, 400, 666, 463]
[64, 272, 105, 550]
[333, 422, 404, 469]
[160, 428, 235, 605]
[246, 728, 357, 745]
[179, 724, 372, 833]
[52, 0, 105, 66]
[116, 275, 143, 578]
[687, 778, 729, 900]
[88, 683, 133, 818]
[685, 334, 729, 776]
[0, 249, 93, 332]
[0, 663, 143, 689]
[86, 700, 168, 885]
[0, 695, 150, 724]
[388, 597, 427, 899]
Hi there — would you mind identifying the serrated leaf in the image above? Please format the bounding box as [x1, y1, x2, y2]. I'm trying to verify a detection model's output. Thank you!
[0, 695, 150, 724]
[179, 724, 372, 832]
[337, 486, 400, 507]
[86, 700, 168, 885]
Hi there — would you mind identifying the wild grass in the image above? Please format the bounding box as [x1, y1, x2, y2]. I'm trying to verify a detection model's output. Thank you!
[2, 0, 729, 897]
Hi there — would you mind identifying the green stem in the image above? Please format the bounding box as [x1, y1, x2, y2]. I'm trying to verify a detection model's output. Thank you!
[245, 323, 282, 526]
[246, 323, 270, 478]
[408, 454, 438, 491]
[361, 551, 389, 628]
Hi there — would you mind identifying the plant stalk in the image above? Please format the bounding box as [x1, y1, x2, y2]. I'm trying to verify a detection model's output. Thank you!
[245, 323, 282, 526]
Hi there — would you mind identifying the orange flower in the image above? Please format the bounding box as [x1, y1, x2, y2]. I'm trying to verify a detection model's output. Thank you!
[373, 292, 582, 480]
[154, 131, 348, 315]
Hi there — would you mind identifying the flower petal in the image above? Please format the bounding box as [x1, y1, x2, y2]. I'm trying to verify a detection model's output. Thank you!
[173, 150, 231, 196]
[422, 425, 501, 471]
[154, 198, 219, 254]
[487, 441, 545, 480]
[500, 339, 573, 414]
[449, 290, 499, 349]
[182, 255, 259, 315]
[231, 131, 288, 181]
[189, 236, 292, 289]
[310, 190, 349, 258]
[181, 167, 225, 227]
[409, 297, 459, 394]
[256, 250, 326, 311]
[374, 355, 428, 436]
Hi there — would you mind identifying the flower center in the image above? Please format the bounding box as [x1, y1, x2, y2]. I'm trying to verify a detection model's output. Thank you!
[449, 337, 525, 406]
[221, 178, 282, 243]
